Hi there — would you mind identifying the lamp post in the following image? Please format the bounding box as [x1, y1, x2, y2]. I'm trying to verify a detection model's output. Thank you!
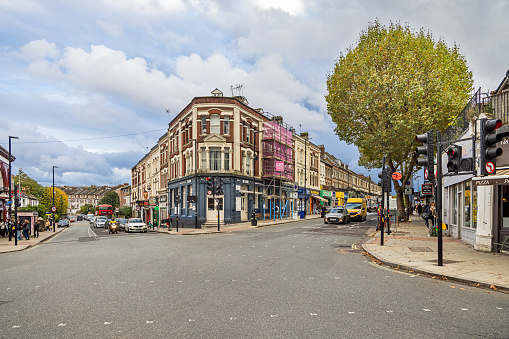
[190, 138, 198, 229]
[52, 166, 58, 232]
[252, 130, 259, 226]
[8, 136, 18, 242]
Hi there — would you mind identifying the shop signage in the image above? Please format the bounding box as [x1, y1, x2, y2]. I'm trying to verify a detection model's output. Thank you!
[421, 183, 433, 196]
[159, 195, 167, 203]
[473, 177, 509, 186]
[275, 161, 284, 172]
[310, 190, 320, 195]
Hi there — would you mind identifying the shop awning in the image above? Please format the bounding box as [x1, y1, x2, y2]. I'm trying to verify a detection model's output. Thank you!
[312, 195, 328, 202]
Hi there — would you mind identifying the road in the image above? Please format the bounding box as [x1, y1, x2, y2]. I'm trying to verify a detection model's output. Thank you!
[1, 215, 508, 338]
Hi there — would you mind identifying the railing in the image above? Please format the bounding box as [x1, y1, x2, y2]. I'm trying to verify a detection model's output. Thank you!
[442, 88, 490, 143]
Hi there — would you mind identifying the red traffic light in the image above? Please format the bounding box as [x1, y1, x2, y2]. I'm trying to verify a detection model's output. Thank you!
[485, 119, 503, 132]
[206, 177, 211, 181]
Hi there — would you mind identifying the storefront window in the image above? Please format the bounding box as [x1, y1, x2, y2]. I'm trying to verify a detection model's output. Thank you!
[503, 186, 509, 228]
[452, 185, 457, 225]
[464, 182, 471, 228]
[472, 184, 477, 229]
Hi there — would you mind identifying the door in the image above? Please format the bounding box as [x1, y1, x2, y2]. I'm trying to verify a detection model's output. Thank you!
[206, 197, 224, 222]
[241, 195, 248, 221]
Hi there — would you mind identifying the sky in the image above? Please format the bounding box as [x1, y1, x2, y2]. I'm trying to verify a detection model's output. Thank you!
[1, 0, 508, 189]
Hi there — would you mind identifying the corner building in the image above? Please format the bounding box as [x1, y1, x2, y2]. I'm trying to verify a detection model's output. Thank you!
[165, 89, 272, 228]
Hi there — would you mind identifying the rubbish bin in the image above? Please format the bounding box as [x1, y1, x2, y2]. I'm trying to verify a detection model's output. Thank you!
[299, 211, 305, 219]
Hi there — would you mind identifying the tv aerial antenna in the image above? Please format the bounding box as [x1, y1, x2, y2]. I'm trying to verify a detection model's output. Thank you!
[230, 84, 244, 97]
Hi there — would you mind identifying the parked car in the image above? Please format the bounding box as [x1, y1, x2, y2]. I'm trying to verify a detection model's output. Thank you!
[77, 215, 83, 221]
[94, 216, 108, 228]
[69, 216, 75, 222]
[89, 216, 96, 226]
[116, 218, 128, 231]
[125, 218, 148, 233]
[57, 219, 70, 227]
[320, 206, 331, 218]
[324, 207, 350, 224]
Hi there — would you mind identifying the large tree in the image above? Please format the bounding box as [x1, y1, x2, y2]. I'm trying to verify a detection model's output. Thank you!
[40, 187, 68, 217]
[99, 191, 120, 208]
[326, 20, 473, 219]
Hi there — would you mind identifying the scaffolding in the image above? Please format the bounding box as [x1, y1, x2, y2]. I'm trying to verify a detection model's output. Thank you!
[261, 117, 294, 220]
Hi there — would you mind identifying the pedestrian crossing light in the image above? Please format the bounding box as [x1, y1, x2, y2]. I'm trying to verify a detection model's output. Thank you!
[415, 131, 435, 182]
[480, 118, 503, 176]
[446, 145, 462, 173]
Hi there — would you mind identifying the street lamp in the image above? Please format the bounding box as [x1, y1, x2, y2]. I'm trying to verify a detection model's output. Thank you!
[8, 136, 18, 242]
[52, 166, 58, 232]
[190, 138, 198, 228]
[252, 130, 259, 226]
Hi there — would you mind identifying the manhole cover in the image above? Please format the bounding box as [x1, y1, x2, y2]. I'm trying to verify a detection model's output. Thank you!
[408, 247, 434, 252]
[331, 244, 354, 249]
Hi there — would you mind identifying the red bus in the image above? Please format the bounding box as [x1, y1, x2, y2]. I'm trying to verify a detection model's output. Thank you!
[95, 204, 113, 218]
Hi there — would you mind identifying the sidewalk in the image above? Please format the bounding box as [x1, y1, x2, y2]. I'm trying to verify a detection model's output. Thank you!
[362, 216, 509, 292]
[0, 227, 65, 253]
[150, 214, 322, 235]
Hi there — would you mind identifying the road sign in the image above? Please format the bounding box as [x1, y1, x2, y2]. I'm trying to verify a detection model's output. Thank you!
[424, 168, 428, 180]
[485, 161, 495, 174]
[391, 172, 402, 180]
[207, 190, 212, 195]
[51, 206, 56, 212]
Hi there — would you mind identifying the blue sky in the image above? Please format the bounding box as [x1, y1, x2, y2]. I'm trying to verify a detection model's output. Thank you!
[1, 0, 508, 188]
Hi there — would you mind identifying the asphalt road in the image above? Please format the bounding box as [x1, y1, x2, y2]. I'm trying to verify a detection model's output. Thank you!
[1, 215, 508, 338]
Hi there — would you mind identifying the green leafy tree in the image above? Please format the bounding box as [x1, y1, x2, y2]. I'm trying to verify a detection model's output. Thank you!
[19, 204, 48, 219]
[40, 187, 68, 217]
[81, 204, 95, 214]
[118, 206, 132, 218]
[13, 171, 44, 198]
[99, 191, 120, 208]
[326, 20, 473, 219]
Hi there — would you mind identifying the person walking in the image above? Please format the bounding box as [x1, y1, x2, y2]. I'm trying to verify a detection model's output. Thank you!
[17, 220, 23, 240]
[23, 220, 30, 240]
[0, 219, 6, 237]
[33, 219, 39, 238]
[429, 202, 437, 237]
[417, 203, 423, 214]
[422, 202, 432, 235]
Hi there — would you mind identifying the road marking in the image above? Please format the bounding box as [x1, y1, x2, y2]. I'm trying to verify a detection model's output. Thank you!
[460, 308, 468, 311]
[423, 309, 431, 312]
[104, 322, 111, 325]
[310, 313, 317, 316]
[58, 323, 67, 327]
[12, 325, 20, 329]
[146, 320, 154, 324]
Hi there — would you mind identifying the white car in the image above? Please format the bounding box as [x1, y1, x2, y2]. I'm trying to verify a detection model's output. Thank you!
[125, 218, 148, 233]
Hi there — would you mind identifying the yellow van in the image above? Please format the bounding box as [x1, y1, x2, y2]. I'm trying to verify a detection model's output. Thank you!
[346, 198, 367, 221]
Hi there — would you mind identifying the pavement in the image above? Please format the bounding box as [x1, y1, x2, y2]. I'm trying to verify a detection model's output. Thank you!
[2, 214, 508, 293]
[0, 226, 66, 253]
[362, 216, 509, 293]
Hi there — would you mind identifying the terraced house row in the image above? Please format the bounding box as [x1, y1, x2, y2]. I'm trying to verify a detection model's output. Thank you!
[132, 89, 381, 228]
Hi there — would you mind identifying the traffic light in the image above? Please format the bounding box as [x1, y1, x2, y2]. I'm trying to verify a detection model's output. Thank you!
[216, 186, 224, 195]
[384, 168, 392, 192]
[206, 177, 214, 195]
[446, 145, 462, 173]
[480, 118, 503, 176]
[415, 131, 435, 181]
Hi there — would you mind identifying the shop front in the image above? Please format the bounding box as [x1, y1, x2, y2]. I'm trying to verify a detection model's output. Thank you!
[320, 190, 332, 206]
[297, 187, 310, 214]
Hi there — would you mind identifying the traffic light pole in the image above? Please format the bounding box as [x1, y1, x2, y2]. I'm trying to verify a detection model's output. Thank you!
[436, 131, 443, 266]
[216, 177, 220, 232]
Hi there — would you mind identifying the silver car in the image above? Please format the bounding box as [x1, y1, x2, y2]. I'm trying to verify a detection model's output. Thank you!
[125, 218, 147, 233]
[324, 207, 350, 224]
[94, 216, 108, 228]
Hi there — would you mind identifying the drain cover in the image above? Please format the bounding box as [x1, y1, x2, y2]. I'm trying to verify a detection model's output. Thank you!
[78, 237, 97, 242]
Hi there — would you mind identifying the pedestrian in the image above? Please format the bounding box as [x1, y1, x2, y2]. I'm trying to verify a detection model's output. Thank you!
[417, 203, 423, 214]
[34, 220, 40, 238]
[17, 220, 23, 240]
[422, 202, 431, 233]
[23, 220, 30, 240]
[429, 202, 437, 236]
[0, 219, 6, 237]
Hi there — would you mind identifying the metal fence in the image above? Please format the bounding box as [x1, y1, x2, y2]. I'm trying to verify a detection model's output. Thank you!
[442, 88, 490, 143]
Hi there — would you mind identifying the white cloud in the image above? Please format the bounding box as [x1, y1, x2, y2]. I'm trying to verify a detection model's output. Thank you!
[19, 39, 59, 62]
